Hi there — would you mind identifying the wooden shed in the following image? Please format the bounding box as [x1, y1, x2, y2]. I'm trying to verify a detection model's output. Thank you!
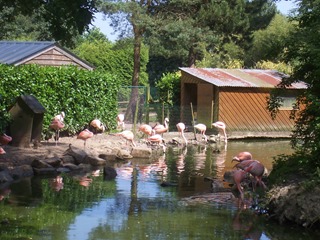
[9, 95, 46, 148]
[0, 41, 94, 70]
[179, 68, 307, 138]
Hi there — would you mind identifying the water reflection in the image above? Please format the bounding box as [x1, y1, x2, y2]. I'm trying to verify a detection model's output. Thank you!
[1, 140, 320, 240]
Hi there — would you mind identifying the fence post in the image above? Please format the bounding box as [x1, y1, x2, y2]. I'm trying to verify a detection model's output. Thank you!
[146, 86, 150, 124]
[190, 102, 197, 140]
[133, 96, 139, 133]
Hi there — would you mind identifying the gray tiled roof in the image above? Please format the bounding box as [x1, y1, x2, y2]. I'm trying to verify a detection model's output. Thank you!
[0, 41, 55, 65]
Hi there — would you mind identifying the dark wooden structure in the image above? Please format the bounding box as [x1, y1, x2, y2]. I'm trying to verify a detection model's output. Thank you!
[0, 41, 94, 70]
[180, 68, 307, 138]
[9, 95, 46, 147]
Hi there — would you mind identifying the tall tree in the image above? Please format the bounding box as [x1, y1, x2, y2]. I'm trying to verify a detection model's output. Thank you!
[0, 0, 97, 47]
[268, 0, 320, 180]
[248, 13, 294, 65]
[99, 0, 154, 121]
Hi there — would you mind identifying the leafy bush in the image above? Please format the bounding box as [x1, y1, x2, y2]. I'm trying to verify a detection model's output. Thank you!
[0, 64, 120, 136]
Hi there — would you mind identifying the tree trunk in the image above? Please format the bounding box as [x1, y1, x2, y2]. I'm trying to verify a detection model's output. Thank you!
[125, 23, 142, 123]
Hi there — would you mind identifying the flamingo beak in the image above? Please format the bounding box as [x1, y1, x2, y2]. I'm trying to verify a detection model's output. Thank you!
[232, 156, 240, 162]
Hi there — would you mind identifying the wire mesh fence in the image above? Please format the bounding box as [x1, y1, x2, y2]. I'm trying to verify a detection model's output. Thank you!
[117, 86, 199, 132]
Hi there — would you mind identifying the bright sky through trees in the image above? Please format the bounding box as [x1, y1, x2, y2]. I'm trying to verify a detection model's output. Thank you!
[92, 0, 296, 42]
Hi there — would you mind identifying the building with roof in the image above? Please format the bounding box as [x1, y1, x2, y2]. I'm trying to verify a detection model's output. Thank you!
[0, 41, 94, 70]
[179, 68, 307, 138]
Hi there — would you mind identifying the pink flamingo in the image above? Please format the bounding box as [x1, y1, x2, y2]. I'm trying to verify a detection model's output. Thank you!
[232, 152, 266, 190]
[54, 112, 65, 122]
[139, 124, 154, 138]
[153, 118, 169, 135]
[232, 151, 252, 162]
[233, 166, 253, 200]
[49, 119, 65, 146]
[0, 133, 12, 146]
[147, 134, 166, 152]
[117, 114, 125, 130]
[176, 122, 188, 145]
[90, 119, 105, 134]
[77, 129, 94, 148]
[0, 133, 12, 154]
[212, 121, 227, 143]
[0, 147, 6, 154]
[194, 123, 207, 142]
[115, 130, 136, 147]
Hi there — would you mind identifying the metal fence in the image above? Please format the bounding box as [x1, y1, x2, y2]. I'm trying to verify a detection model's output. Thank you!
[117, 86, 199, 132]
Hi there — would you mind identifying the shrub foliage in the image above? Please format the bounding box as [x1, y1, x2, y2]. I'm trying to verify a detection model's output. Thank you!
[0, 64, 120, 136]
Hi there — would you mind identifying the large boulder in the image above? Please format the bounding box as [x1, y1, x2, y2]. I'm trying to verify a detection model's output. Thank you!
[131, 147, 152, 158]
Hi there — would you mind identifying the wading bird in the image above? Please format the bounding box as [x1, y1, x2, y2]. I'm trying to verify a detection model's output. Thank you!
[117, 114, 125, 130]
[233, 166, 253, 200]
[154, 118, 169, 135]
[0, 147, 6, 154]
[0, 133, 12, 154]
[139, 124, 154, 138]
[115, 130, 136, 147]
[49, 113, 65, 146]
[0, 133, 12, 146]
[176, 122, 188, 145]
[232, 151, 252, 162]
[89, 119, 106, 134]
[77, 129, 94, 148]
[194, 123, 207, 142]
[147, 134, 166, 152]
[232, 152, 266, 190]
[212, 121, 227, 143]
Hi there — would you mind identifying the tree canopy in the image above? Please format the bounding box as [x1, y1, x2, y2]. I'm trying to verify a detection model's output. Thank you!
[0, 0, 98, 47]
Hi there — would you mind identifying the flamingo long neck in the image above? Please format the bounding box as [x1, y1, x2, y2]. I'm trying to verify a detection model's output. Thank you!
[164, 120, 168, 130]
[222, 129, 227, 142]
[181, 131, 188, 145]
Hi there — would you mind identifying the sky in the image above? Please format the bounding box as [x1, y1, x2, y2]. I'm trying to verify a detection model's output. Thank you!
[92, 0, 297, 42]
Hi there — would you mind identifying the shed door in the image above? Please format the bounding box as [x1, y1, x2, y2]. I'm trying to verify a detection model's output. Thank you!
[197, 84, 213, 126]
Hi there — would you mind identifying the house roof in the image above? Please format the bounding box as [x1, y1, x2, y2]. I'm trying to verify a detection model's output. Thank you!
[180, 68, 307, 89]
[0, 41, 94, 70]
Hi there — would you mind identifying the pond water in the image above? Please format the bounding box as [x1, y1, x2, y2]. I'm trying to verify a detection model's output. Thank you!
[1, 140, 320, 240]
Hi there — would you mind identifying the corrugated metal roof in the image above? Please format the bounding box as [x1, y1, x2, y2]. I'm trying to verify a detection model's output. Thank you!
[0, 41, 55, 65]
[180, 67, 307, 89]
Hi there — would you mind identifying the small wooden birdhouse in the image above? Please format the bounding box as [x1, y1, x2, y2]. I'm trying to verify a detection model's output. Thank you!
[9, 95, 46, 147]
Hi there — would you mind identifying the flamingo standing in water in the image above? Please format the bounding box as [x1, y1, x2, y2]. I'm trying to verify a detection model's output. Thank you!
[77, 129, 94, 148]
[232, 151, 252, 162]
[233, 166, 254, 200]
[176, 122, 188, 145]
[154, 118, 169, 135]
[49, 112, 65, 145]
[117, 114, 125, 130]
[212, 121, 227, 143]
[115, 130, 136, 147]
[194, 123, 207, 142]
[232, 152, 266, 190]
[0, 133, 12, 154]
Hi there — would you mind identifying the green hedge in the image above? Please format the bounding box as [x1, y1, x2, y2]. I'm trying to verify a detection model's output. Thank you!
[0, 64, 120, 136]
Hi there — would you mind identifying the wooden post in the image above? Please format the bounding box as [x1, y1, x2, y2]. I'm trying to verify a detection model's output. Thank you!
[211, 100, 214, 128]
[190, 102, 197, 140]
[146, 86, 150, 124]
